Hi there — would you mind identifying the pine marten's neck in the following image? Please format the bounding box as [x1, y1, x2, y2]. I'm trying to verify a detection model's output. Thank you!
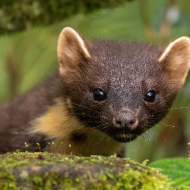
[31, 98, 122, 156]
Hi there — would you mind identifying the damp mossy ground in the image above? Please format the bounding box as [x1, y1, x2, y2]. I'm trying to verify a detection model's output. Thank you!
[0, 152, 174, 190]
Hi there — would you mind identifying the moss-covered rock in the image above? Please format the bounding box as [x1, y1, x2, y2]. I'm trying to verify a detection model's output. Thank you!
[0, 152, 173, 189]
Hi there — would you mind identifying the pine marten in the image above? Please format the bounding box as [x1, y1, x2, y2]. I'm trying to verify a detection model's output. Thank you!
[0, 27, 190, 157]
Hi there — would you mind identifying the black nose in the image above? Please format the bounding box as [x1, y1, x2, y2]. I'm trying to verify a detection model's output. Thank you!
[114, 112, 138, 130]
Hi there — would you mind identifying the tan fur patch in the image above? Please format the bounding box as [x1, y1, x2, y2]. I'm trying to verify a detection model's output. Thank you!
[31, 98, 122, 156]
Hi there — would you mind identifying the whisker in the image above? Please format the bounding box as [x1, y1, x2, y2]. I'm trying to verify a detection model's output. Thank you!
[71, 102, 102, 115]
[69, 112, 109, 121]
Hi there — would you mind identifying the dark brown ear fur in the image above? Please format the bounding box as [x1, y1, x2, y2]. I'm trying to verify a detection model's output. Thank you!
[158, 37, 190, 87]
[57, 27, 91, 76]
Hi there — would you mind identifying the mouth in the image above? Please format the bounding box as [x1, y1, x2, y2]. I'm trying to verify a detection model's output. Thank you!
[107, 127, 144, 143]
[89, 122, 145, 143]
[112, 133, 138, 142]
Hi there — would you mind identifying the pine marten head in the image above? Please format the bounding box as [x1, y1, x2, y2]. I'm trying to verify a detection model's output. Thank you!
[57, 27, 190, 143]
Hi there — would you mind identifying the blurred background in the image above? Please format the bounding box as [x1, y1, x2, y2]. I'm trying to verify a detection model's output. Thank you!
[0, 0, 190, 162]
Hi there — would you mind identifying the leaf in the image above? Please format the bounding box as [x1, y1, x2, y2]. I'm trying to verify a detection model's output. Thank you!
[149, 158, 190, 188]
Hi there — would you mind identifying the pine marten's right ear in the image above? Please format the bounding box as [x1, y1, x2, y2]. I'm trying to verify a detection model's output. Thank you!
[57, 27, 91, 76]
[158, 36, 190, 87]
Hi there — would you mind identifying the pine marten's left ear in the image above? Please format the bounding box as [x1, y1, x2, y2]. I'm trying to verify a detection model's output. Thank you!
[57, 27, 91, 76]
[158, 36, 190, 86]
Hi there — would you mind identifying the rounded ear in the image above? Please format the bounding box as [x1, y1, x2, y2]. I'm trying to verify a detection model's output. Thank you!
[57, 27, 91, 76]
[158, 36, 190, 86]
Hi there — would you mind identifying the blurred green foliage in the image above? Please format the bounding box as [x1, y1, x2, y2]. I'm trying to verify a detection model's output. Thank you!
[0, 0, 190, 162]
[0, 0, 131, 34]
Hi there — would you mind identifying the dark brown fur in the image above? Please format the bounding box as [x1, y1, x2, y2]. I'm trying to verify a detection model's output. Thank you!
[0, 28, 189, 156]
[0, 73, 61, 153]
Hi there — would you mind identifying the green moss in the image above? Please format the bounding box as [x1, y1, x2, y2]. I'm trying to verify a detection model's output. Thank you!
[0, 152, 174, 189]
[0, 170, 18, 190]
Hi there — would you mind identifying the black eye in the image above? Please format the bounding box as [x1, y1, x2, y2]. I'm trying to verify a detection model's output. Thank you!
[93, 88, 107, 101]
[144, 90, 156, 103]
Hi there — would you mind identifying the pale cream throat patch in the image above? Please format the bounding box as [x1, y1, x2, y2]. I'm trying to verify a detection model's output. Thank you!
[30, 98, 121, 156]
